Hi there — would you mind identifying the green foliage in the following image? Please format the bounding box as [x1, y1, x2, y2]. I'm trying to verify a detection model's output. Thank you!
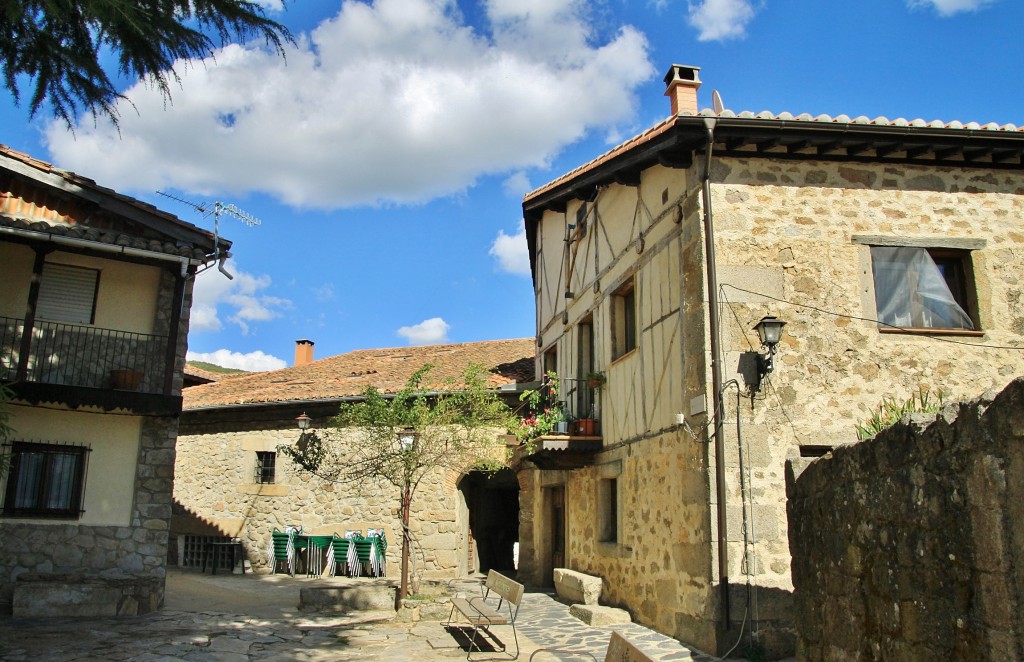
[280, 363, 514, 494]
[0, 384, 14, 477]
[855, 386, 946, 440]
[188, 361, 248, 374]
[513, 371, 563, 446]
[0, 0, 294, 128]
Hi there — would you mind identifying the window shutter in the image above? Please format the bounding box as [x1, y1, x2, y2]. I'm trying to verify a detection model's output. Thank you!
[36, 263, 99, 324]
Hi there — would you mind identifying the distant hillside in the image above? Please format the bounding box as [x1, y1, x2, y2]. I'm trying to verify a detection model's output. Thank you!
[188, 361, 248, 375]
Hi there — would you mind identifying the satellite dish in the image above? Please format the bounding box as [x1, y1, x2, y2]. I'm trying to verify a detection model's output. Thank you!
[712, 89, 724, 115]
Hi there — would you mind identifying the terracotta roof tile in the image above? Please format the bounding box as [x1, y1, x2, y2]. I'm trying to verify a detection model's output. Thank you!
[525, 108, 1024, 202]
[183, 338, 536, 410]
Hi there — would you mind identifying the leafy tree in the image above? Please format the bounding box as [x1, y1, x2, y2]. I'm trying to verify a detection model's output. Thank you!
[1, 0, 294, 127]
[0, 384, 14, 477]
[280, 364, 513, 609]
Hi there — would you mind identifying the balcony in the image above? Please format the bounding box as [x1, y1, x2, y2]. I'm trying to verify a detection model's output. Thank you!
[0, 316, 180, 415]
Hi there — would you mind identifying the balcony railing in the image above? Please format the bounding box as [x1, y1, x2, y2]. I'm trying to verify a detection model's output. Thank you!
[1, 316, 168, 394]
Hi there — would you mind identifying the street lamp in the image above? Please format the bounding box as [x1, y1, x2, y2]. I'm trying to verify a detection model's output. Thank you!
[296, 412, 311, 431]
[752, 315, 787, 391]
[397, 427, 419, 452]
[395, 426, 419, 610]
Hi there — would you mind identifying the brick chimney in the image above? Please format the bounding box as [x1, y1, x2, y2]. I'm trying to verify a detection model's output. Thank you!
[294, 339, 314, 366]
[664, 64, 702, 116]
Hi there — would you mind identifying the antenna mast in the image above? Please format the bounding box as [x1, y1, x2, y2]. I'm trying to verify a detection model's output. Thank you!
[157, 191, 261, 279]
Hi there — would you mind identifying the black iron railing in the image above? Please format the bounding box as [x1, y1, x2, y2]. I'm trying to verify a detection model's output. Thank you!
[0, 316, 168, 394]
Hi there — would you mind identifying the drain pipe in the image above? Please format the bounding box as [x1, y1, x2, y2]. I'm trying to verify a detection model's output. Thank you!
[700, 115, 730, 630]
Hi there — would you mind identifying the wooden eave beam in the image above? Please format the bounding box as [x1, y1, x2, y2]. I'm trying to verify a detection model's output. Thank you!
[614, 170, 642, 186]
[755, 137, 781, 152]
[816, 141, 844, 156]
[657, 149, 694, 169]
[785, 139, 811, 154]
[962, 146, 992, 162]
[904, 144, 932, 159]
[874, 143, 904, 157]
[846, 142, 872, 156]
[934, 145, 963, 161]
[991, 148, 1023, 164]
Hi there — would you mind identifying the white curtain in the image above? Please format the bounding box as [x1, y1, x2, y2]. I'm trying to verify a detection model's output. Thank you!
[871, 246, 973, 330]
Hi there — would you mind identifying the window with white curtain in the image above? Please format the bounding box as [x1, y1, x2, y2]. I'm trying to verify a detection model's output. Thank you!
[2, 442, 89, 518]
[870, 246, 976, 331]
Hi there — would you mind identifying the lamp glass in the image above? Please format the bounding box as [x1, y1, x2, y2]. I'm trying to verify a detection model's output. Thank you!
[754, 316, 786, 347]
[296, 413, 311, 430]
[398, 428, 419, 451]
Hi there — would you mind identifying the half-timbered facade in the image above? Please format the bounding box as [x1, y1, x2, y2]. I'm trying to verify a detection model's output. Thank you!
[514, 65, 1024, 656]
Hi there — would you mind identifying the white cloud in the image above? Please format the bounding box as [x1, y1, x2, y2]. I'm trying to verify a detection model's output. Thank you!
[190, 261, 291, 335]
[397, 317, 451, 344]
[489, 226, 530, 276]
[502, 171, 532, 198]
[687, 0, 756, 41]
[45, 0, 653, 210]
[906, 0, 995, 16]
[187, 348, 287, 371]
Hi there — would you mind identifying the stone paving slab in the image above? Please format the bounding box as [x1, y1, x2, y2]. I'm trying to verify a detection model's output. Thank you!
[0, 570, 736, 661]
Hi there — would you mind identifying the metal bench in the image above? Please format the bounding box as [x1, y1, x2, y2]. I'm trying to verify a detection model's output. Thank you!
[447, 569, 525, 659]
[529, 631, 655, 661]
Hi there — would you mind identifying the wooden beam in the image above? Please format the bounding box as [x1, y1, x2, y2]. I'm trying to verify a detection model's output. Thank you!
[934, 145, 962, 161]
[614, 170, 642, 186]
[657, 149, 693, 169]
[846, 142, 872, 156]
[817, 141, 843, 156]
[874, 143, 903, 157]
[904, 144, 931, 159]
[991, 149, 1022, 164]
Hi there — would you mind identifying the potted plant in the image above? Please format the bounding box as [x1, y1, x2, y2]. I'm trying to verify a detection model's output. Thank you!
[514, 372, 563, 445]
[110, 368, 143, 391]
[585, 371, 606, 389]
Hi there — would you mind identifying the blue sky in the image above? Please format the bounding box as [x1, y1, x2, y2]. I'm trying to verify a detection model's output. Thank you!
[2, 0, 1021, 370]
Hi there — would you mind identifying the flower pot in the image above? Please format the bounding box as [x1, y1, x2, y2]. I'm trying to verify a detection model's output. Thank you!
[575, 418, 597, 436]
[110, 369, 143, 391]
[554, 421, 570, 435]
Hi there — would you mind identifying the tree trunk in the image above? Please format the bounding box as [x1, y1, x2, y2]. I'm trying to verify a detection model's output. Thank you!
[396, 483, 411, 611]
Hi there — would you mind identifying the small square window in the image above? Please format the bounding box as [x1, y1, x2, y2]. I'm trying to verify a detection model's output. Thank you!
[598, 477, 618, 543]
[870, 246, 977, 331]
[255, 451, 276, 484]
[611, 279, 636, 359]
[2, 442, 89, 518]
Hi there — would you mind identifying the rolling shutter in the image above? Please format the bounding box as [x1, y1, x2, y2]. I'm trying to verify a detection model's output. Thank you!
[35, 263, 99, 324]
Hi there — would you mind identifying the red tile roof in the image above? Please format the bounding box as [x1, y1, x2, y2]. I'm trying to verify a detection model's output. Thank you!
[183, 338, 536, 410]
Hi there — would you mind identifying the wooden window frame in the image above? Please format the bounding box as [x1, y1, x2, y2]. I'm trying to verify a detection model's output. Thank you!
[611, 278, 637, 360]
[2, 441, 89, 518]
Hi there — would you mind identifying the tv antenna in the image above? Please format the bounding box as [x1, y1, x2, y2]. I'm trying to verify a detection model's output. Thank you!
[157, 191, 262, 279]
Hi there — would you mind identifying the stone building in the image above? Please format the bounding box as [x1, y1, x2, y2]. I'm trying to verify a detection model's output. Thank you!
[0, 145, 227, 615]
[513, 64, 1024, 657]
[174, 338, 534, 579]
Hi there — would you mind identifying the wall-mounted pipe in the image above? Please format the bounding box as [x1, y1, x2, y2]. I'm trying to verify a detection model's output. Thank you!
[700, 116, 731, 629]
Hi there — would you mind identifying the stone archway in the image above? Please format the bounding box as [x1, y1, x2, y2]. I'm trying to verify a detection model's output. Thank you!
[457, 468, 520, 575]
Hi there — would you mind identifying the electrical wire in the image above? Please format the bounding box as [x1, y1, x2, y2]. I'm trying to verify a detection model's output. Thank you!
[721, 283, 1024, 351]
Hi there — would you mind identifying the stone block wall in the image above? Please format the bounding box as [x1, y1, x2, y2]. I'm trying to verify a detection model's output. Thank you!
[787, 377, 1024, 661]
[173, 421, 467, 579]
[0, 414, 179, 611]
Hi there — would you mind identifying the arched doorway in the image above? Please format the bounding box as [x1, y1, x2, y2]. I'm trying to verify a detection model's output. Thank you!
[457, 468, 519, 576]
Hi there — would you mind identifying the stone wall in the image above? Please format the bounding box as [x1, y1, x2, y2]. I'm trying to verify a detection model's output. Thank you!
[173, 420, 468, 579]
[525, 152, 1024, 657]
[0, 266, 191, 613]
[786, 377, 1024, 661]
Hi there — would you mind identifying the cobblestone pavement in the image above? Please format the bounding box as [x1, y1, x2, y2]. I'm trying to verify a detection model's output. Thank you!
[0, 570, 727, 661]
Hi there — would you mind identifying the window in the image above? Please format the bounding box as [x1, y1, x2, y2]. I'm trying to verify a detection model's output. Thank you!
[870, 246, 977, 331]
[577, 317, 595, 419]
[611, 279, 637, 359]
[36, 263, 100, 325]
[598, 477, 618, 543]
[2, 442, 89, 518]
[255, 451, 276, 484]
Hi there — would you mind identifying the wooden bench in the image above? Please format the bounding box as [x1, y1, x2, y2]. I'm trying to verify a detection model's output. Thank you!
[447, 569, 525, 659]
[528, 631, 655, 661]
